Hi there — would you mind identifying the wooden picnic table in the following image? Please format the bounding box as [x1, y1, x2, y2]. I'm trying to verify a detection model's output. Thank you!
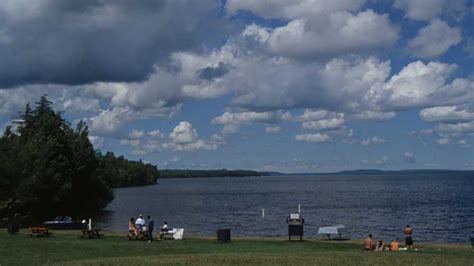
[80, 229, 104, 239]
[29, 227, 52, 237]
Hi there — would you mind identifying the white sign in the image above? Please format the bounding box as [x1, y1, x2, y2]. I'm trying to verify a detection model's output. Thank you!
[290, 213, 300, 219]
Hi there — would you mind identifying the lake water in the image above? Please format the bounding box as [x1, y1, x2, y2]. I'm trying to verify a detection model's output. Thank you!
[96, 174, 474, 243]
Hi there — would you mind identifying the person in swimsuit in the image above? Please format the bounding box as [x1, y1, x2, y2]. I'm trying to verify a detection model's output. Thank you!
[364, 234, 375, 251]
[404, 225, 413, 249]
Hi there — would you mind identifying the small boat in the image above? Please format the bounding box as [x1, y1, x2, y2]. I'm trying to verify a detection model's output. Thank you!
[43, 216, 87, 230]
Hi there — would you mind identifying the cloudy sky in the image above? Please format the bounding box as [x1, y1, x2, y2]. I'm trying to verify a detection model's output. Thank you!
[1, 0, 473, 172]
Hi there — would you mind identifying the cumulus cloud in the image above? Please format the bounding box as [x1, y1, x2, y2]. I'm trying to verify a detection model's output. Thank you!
[128, 129, 145, 139]
[375, 156, 387, 165]
[419, 106, 474, 123]
[393, 0, 467, 21]
[212, 111, 290, 133]
[435, 121, 474, 134]
[360, 136, 385, 146]
[243, 10, 399, 59]
[0, 0, 227, 88]
[62, 97, 100, 114]
[86, 107, 133, 135]
[302, 114, 345, 131]
[404, 152, 416, 163]
[437, 138, 451, 145]
[351, 111, 396, 121]
[226, 0, 366, 19]
[295, 133, 330, 143]
[148, 129, 164, 139]
[164, 121, 222, 151]
[120, 139, 140, 147]
[407, 19, 462, 58]
[120, 122, 225, 154]
[265, 126, 281, 134]
[382, 61, 472, 109]
[88, 135, 104, 149]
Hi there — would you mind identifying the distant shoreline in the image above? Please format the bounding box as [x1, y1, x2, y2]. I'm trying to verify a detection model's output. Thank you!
[158, 169, 474, 178]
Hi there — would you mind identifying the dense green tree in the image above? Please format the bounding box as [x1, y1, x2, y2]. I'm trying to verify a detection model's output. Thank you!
[0, 96, 158, 220]
[158, 169, 261, 178]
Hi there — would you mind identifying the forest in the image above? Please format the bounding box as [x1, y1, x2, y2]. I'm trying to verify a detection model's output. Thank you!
[159, 169, 262, 178]
[0, 96, 159, 220]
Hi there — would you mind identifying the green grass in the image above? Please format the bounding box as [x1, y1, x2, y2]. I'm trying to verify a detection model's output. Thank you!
[0, 230, 472, 265]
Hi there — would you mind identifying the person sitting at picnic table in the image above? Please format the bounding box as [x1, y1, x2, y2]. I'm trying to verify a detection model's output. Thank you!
[389, 239, 399, 251]
[364, 234, 375, 251]
[160, 222, 169, 240]
[135, 215, 146, 233]
[375, 239, 385, 251]
[404, 225, 414, 249]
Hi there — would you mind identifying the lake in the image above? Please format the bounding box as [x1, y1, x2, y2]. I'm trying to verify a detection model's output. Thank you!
[96, 174, 474, 243]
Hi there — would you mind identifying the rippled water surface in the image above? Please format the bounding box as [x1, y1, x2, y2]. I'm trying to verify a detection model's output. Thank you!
[96, 174, 474, 242]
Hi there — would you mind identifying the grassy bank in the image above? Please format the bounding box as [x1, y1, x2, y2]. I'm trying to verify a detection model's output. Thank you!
[0, 230, 472, 265]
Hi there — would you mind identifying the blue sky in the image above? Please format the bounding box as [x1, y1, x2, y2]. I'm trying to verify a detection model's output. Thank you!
[0, 0, 473, 172]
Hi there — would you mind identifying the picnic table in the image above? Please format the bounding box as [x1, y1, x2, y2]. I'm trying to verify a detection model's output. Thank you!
[80, 229, 104, 239]
[30, 227, 52, 237]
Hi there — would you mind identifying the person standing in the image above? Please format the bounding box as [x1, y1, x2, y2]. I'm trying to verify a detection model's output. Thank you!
[147, 215, 155, 242]
[404, 225, 413, 249]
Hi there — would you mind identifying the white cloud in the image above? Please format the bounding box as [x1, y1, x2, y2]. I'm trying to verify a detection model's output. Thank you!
[226, 0, 366, 19]
[213, 111, 289, 125]
[164, 121, 222, 151]
[87, 107, 134, 135]
[407, 19, 461, 58]
[375, 156, 387, 165]
[169, 121, 198, 144]
[419, 106, 474, 123]
[361, 136, 385, 146]
[351, 111, 396, 121]
[120, 139, 140, 147]
[148, 129, 164, 139]
[252, 10, 399, 59]
[88, 135, 104, 149]
[404, 152, 416, 163]
[212, 111, 290, 134]
[382, 61, 472, 109]
[298, 110, 345, 131]
[435, 121, 474, 134]
[437, 138, 451, 145]
[62, 97, 100, 114]
[222, 124, 239, 135]
[393, 0, 467, 21]
[128, 129, 145, 139]
[464, 38, 474, 57]
[295, 133, 330, 143]
[302, 116, 345, 131]
[265, 126, 281, 134]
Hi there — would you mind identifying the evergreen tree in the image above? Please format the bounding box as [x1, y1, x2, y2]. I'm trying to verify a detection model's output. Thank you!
[0, 95, 159, 220]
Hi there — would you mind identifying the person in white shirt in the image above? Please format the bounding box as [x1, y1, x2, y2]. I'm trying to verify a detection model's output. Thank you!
[160, 222, 169, 240]
[135, 214, 146, 232]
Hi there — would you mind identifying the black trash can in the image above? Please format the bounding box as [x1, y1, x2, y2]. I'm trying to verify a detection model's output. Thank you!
[217, 228, 231, 243]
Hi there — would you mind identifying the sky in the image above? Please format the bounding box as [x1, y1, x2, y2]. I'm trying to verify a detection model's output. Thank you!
[0, 0, 473, 172]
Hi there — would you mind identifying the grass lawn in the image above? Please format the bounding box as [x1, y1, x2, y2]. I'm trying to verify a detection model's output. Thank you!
[0, 230, 472, 265]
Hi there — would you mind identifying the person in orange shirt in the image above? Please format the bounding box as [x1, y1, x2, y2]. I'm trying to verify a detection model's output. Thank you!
[389, 239, 399, 251]
[404, 225, 413, 249]
[364, 234, 375, 251]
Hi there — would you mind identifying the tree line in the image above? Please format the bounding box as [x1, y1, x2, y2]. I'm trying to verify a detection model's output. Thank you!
[159, 169, 262, 178]
[0, 96, 159, 220]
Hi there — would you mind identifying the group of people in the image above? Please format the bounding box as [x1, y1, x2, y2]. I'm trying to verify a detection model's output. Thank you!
[364, 225, 414, 251]
[128, 215, 170, 241]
